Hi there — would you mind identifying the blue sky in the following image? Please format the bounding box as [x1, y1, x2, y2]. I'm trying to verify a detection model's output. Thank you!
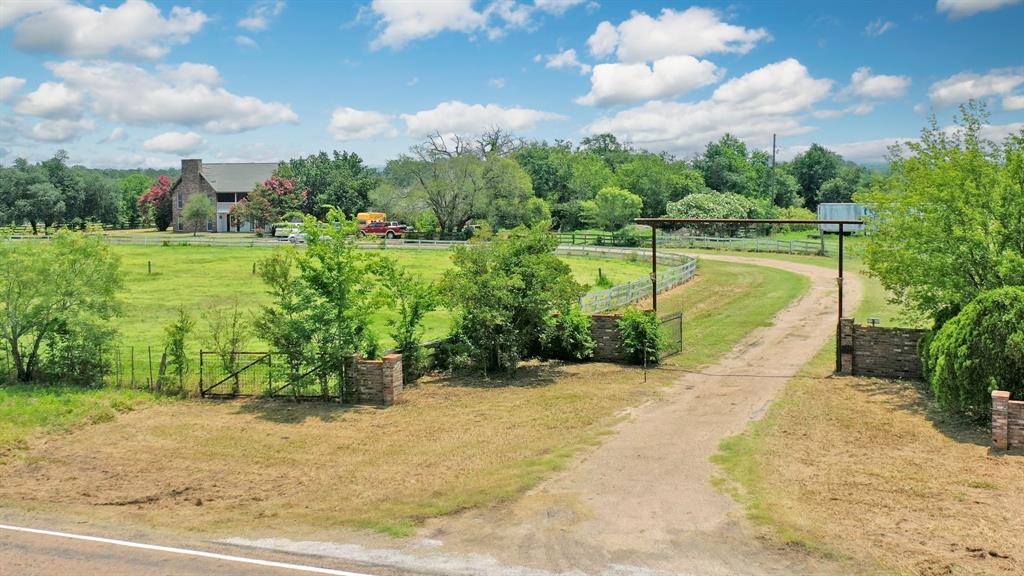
[1, 0, 1022, 168]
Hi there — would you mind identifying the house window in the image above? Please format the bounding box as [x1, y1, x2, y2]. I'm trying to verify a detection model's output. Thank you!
[177, 220, 183, 231]
[207, 219, 214, 232]
[177, 192, 183, 209]
[216, 193, 234, 203]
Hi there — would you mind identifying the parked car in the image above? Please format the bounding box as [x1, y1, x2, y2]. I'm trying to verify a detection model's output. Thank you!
[360, 220, 411, 239]
[287, 230, 305, 244]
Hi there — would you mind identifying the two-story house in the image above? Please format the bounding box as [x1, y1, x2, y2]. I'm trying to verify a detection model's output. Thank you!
[169, 158, 278, 232]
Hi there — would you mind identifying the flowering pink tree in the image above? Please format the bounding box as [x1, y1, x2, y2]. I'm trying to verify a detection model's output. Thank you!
[137, 175, 173, 231]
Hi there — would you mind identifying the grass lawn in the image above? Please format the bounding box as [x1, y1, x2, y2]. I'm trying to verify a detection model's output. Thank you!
[651, 258, 810, 370]
[710, 258, 1017, 574]
[0, 255, 810, 537]
[110, 243, 653, 354]
[0, 385, 154, 455]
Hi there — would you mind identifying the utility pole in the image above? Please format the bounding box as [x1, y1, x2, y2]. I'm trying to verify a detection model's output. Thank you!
[771, 133, 777, 168]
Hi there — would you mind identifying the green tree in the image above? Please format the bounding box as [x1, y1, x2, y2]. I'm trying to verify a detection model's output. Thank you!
[408, 154, 485, 235]
[118, 173, 153, 228]
[582, 186, 643, 231]
[278, 151, 378, 218]
[374, 258, 439, 382]
[579, 133, 633, 170]
[789, 143, 842, 209]
[255, 210, 381, 398]
[694, 134, 759, 197]
[160, 307, 194, 395]
[182, 194, 215, 236]
[857, 102, 1024, 323]
[615, 154, 677, 216]
[0, 231, 122, 382]
[482, 157, 549, 230]
[442, 226, 586, 374]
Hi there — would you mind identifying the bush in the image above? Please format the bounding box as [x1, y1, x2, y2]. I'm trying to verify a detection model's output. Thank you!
[40, 319, 115, 386]
[540, 307, 595, 361]
[924, 287, 1024, 419]
[159, 307, 194, 396]
[617, 308, 663, 365]
[442, 225, 585, 374]
[776, 206, 817, 233]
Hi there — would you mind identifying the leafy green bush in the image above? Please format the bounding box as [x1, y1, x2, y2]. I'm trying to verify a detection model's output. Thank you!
[540, 307, 595, 361]
[617, 308, 663, 365]
[776, 206, 818, 232]
[41, 319, 115, 386]
[923, 287, 1024, 419]
[159, 307, 194, 396]
[442, 225, 585, 374]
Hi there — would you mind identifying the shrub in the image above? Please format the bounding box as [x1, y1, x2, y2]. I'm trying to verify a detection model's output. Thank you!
[776, 206, 817, 233]
[40, 319, 115, 386]
[373, 258, 439, 382]
[442, 225, 585, 374]
[924, 287, 1024, 419]
[617, 307, 663, 365]
[160, 307, 194, 396]
[540, 307, 595, 361]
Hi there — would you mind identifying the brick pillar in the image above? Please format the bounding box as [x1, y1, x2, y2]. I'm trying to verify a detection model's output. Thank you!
[838, 318, 855, 375]
[381, 353, 403, 406]
[992, 390, 1010, 450]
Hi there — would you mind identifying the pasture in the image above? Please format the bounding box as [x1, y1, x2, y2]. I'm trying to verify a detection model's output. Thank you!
[109, 243, 653, 353]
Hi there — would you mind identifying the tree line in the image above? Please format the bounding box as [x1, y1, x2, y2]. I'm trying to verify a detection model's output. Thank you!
[1, 131, 878, 235]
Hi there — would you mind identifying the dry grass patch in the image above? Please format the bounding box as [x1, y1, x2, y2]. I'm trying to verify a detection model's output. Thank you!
[714, 348, 1024, 576]
[0, 361, 671, 537]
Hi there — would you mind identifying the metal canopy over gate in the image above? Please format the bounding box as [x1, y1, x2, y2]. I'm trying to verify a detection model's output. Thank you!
[634, 218, 863, 372]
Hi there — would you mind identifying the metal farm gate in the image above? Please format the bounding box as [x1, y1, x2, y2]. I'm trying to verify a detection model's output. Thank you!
[199, 351, 345, 400]
[660, 312, 683, 359]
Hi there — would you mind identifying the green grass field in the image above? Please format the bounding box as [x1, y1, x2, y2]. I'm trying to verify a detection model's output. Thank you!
[110, 244, 653, 354]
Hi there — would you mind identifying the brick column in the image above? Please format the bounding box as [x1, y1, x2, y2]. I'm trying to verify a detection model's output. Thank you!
[838, 318, 855, 375]
[381, 353, 403, 406]
[992, 390, 1010, 450]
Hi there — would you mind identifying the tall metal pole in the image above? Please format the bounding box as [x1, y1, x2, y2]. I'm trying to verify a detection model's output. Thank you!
[838, 223, 844, 321]
[651, 224, 658, 312]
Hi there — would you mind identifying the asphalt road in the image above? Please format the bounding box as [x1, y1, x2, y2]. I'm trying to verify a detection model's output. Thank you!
[0, 525, 411, 576]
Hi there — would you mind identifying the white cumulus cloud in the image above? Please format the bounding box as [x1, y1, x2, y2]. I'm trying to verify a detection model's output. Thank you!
[577, 55, 722, 107]
[6, 0, 208, 60]
[928, 68, 1024, 108]
[849, 67, 911, 99]
[1004, 94, 1024, 111]
[238, 0, 286, 31]
[28, 117, 96, 142]
[0, 76, 27, 103]
[142, 131, 206, 154]
[585, 59, 832, 155]
[13, 82, 84, 118]
[367, 0, 586, 49]
[47, 60, 299, 133]
[937, 0, 1023, 19]
[327, 107, 398, 140]
[543, 49, 591, 75]
[586, 7, 769, 62]
[401, 101, 565, 136]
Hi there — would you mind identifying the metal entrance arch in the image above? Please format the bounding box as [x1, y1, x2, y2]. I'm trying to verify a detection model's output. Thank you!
[634, 218, 863, 372]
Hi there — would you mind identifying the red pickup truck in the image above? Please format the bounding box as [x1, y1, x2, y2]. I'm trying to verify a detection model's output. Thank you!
[360, 220, 410, 239]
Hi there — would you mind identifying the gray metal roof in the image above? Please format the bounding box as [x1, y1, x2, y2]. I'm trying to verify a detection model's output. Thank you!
[201, 162, 278, 193]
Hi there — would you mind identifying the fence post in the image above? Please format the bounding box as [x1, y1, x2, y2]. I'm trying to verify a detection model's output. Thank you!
[148, 345, 154, 390]
[130, 346, 135, 388]
[199, 350, 204, 397]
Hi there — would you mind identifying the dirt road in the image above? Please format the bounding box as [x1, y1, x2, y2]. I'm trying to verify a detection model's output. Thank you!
[228, 254, 862, 576]
[415, 254, 862, 575]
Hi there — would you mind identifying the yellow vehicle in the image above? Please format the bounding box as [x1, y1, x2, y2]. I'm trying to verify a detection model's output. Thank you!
[356, 212, 386, 226]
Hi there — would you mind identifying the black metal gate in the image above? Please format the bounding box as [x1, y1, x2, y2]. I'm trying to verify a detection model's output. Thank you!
[199, 351, 273, 397]
[659, 312, 683, 358]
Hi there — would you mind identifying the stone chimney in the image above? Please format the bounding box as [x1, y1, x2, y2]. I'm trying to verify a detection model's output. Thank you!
[181, 158, 202, 179]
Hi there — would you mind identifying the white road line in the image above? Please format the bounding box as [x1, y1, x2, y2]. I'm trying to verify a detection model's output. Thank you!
[0, 524, 378, 576]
